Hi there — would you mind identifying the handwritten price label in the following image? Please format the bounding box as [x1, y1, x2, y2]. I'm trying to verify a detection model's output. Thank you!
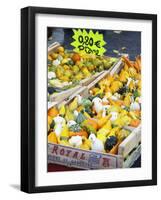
[71, 29, 106, 56]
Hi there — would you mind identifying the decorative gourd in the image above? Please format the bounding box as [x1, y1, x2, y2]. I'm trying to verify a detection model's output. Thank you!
[130, 119, 140, 127]
[48, 116, 53, 125]
[65, 108, 75, 121]
[69, 130, 88, 138]
[81, 98, 92, 108]
[89, 133, 104, 152]
[67, 120, 77, 127]
[104, 136, 118, 151]
[76, 112, 86, 124]
[109, 141, 121, 155]
[108, 127, 120, 137]
[92, 97, 103, 114]
[81, 120, 97, 134]
[59, 104, 66, 116]
[71, 53, 81, 63]
[69, 97, 78, 111]
[97, 120, 112, 135]
[48, 132, 58, 144]
[69, 123, 82, 132]
[110, 81, 123, 93]
[117, 129, 130, 140]
[97, 114, 111, 128]
[60, 124, 69, 138]
[48, 107, 59, 117]
[69, 136, 82, 147]
[130, 102, 140, 111]
[85, 118, 98, 130]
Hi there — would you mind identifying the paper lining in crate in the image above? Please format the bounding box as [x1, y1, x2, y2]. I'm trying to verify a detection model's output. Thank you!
[48, 42, 120, 103]
[48, 56, 141, 169]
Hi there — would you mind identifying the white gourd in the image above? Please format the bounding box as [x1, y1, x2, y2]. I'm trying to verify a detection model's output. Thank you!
[52, 59, 60, 66]
[110, 111, 118, 122]
[69, 136, 82, 147]
[89, 133, 104, 152]
[130, 102, 140, 111]
[67, 120, 77, 127]
[92, 97, 103, 114]
[48, 72, 56, 79]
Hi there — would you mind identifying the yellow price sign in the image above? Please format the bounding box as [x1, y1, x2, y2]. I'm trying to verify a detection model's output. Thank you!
[71, 29, 106, 56]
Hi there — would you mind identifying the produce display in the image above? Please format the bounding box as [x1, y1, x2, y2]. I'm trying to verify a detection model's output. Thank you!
[48, 46, 118, 96]
[48, 56, 141, 155]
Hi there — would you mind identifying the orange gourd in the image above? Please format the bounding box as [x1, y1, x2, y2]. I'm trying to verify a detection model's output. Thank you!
[48, 107, 59, 117]
[69, 131, 88, 138]
[71, 53, 81, 63]
[109, 141, 121, 155]
[85, 118, 98, 130]
[130, 119, 140, 127]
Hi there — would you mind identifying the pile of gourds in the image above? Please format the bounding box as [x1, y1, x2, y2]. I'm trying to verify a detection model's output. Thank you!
[48, 46, 117, 95]
[48, 56, 141, 155]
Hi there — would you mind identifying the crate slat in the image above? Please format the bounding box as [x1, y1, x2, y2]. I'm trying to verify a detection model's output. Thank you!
[48, 101, 58, 110]
[49, 85, 81, 103]
[118, 125, 141, 158]
[123, 144, 141, 168]
[48, 143, 123, 170]
[48, 42, 60, 54]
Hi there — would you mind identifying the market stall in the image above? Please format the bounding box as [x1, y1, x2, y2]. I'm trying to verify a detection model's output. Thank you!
[47, 39, 141, 171]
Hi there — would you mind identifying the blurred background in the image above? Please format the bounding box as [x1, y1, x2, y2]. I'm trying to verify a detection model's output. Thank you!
[48, 28, 141, 60]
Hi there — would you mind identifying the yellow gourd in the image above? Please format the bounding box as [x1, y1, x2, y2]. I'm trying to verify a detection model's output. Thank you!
[48, 132, 58, 144]
[129, 80, 136, 91]
[108, 127, 121, 137]
[83, 111, 91, 118]
[113, 116, 131, 127]
[110, 81, 123, 93]
[97, 114, 112, 129]
[76, 105, 84, 112]
[97, 120, 112, 135]
[128, 67, 137, 77]
[48, 55, 53, 61]
[51, 53, 58, 59]
[48, 115, 53, 125]
[124, 94, 131, 106]
[59, 104, 66, 116]
[60, 124, 69, 138]
[57, 46, 64, 53]
[82, 67, 91, 77]
[65, 108, 74, 121]
[97, 133, 107, 143]
[79, 137, 91, 150]
[69, 97, 78, 111]
[119, 70, 129, 82]
[58, 139, 70, 146]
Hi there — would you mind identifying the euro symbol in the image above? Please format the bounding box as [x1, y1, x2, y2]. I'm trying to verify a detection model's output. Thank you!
[95, 40, 101, 48]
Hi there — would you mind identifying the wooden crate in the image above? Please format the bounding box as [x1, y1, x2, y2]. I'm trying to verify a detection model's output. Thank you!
[48, 58, 141, 169]
[48, 126, 140, 169]
[48, 42, 120, 103]
[48, 143, 123, 169]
